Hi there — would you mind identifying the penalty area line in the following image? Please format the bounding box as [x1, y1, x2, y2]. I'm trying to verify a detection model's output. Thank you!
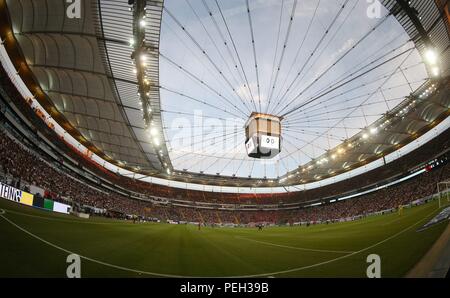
[231, 208, 440, 277]
[235, 236, 354, 254]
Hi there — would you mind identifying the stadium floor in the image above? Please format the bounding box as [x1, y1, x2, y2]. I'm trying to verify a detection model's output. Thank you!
[0, 198, 448, 278]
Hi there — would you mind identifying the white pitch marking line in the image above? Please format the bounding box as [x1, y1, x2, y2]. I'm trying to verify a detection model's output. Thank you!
[235, 236, 354, 254]
[0, 207, 438, 278]
[0, 213, 191, 278]
[233, 208, 439, 278]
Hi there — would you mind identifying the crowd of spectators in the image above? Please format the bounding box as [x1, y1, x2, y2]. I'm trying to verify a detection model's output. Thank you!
[1, 127, 449, 225]
[288, 165, 449, 223]
[0, 129, 156, 216]
[2, 58, 450, 225]
[112, 128, 450, 206]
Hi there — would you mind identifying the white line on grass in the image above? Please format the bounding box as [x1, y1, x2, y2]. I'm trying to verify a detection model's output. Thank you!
[235, 236, 355, 254]
[0, 213, 192, 278]
[233, 208, 439, 277]
[0, 207, 438, 278]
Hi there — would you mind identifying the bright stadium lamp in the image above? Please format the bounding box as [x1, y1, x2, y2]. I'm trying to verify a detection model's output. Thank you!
[424, 49, 438, 65]
[150, 127, 158, 136]
[431, 66, 440, 77]
[153, 137, 160, 146]
[424, 48, 441, 77]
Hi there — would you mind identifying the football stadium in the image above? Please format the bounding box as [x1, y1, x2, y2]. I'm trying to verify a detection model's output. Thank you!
[0, 0, 450, 285]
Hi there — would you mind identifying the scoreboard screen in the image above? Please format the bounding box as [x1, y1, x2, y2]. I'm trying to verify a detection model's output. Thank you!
[260, 135, 279, 150]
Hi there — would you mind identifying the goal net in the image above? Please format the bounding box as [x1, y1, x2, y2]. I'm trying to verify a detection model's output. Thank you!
[437, 179, 450, 208]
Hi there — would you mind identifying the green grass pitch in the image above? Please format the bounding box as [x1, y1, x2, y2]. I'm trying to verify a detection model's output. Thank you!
[0, 198, 448, 278]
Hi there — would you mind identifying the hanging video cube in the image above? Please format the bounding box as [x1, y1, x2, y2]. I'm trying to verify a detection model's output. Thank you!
[245, 113, 282, 159]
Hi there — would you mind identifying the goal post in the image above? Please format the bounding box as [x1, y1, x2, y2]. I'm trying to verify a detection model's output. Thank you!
[437, 180, 450, 208]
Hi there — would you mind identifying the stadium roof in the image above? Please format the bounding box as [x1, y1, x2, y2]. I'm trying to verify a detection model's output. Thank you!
[1, 0, 449, 190]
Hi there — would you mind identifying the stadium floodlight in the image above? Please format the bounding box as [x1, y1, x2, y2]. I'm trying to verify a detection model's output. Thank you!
[370, 127, 378, 135]
[423, 48, 440, 77]
[424, 49, 438, 65]
[431, 66, 440, 77]
[362, 133, 369, 140]
[153, 137, 160, 146]
[129, 38, 135, 46]
[140, 19, 146, 27]
[150, 127, 158, 136]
